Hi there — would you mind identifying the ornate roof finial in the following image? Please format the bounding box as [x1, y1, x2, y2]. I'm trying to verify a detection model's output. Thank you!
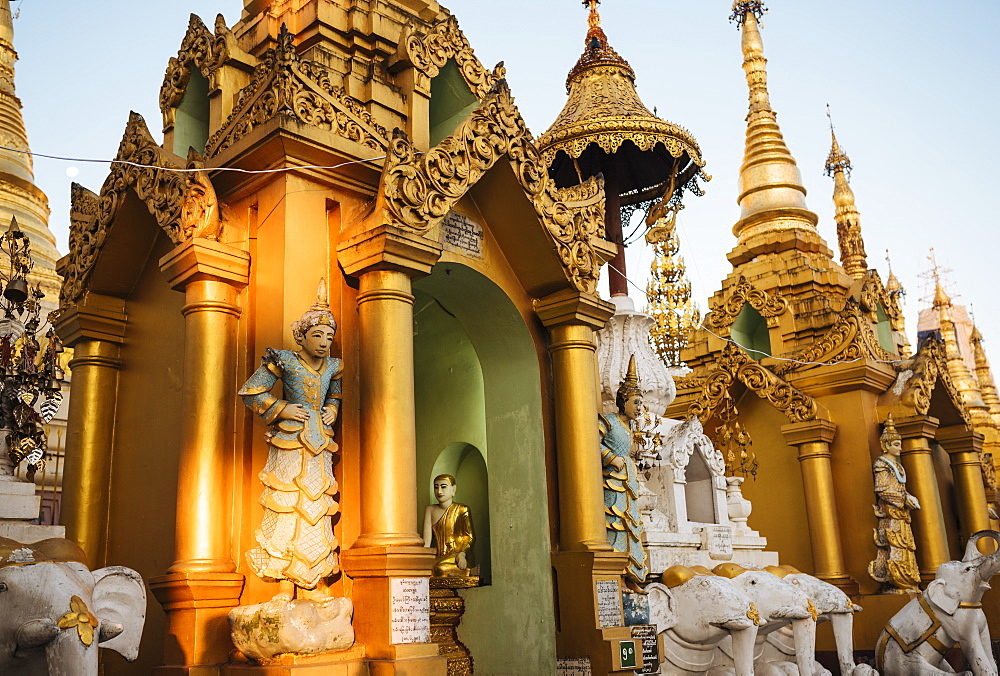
[646, 200, 699, 368]
[824, 106, 867, 279]
[885, 250, 903, 294]
[728, 1, 824, 263]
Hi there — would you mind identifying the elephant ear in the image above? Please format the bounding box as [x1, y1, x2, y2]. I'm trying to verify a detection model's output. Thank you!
[925, 579, 960, 616]
[645, 582, 678, 631]
[92, 566, 147, 661]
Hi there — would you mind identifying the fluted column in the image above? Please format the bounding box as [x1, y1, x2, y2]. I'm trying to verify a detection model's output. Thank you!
[53, 293, 127, 568]
[894, 415, 949, 581]
[149, 238, 249, 668]
[781, 419, 857, 592]
[937, 425, 991, 546]
[338, 224, 445, 667]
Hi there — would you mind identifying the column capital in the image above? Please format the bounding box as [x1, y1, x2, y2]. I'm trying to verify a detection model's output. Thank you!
[337, 224, 442, 279]
[780, 418, 837, 446]
[535, 289, 614, 331]
[53, 293, 127, 347]
[937, 425, 984, 454]
[158, 238, 251, 291]
[892, 414, 941, 441]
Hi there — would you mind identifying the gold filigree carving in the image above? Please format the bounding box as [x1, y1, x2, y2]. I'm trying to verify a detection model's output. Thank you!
[859, 271, 899, 321]
[206, 27, 388, 157]
[159, 14, 234, 128]
[898, 337, 974, 427]
[703, 277, 788, 330]
[773, 300, 895, 375]
[686, 343, 818, 424]
[375, 80, 607, 293]
[58, 113, 220, 308]
[397, 16, 504, 99]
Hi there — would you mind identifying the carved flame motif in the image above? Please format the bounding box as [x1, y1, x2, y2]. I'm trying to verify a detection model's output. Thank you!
[401, 16, 504, 98]
[703, 277, 787, 330]
[206, 27, 389, 157]
[376, 80, 608, 294]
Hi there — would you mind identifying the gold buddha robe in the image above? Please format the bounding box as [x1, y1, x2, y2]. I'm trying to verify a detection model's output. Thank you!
[868, 456, 920, 592]
[432, 502, 474, 577]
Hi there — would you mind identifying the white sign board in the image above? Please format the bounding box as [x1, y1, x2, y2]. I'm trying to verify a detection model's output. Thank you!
[596, 579, 623, 628]
[702, 525, 734, 560]
[390, 577, 430, 644]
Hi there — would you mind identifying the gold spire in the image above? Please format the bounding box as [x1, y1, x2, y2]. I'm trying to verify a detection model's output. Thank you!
[824, 109, 867, 279]
[728, 2, 826, 263]
[935, 286, 988, 414]
[932, 280, 951, 309]
[646, 201, 699, 367]
[884, 251, 911, 356]
[971, 325, 1000, 426]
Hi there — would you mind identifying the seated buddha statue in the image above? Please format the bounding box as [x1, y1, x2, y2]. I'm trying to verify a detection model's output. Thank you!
[422, 474, 474, 577]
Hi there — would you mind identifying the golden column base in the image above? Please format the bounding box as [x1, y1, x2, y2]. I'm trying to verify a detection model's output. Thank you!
[553, 550, 633, 675]
[429, 577, 478, 675]
[341, 546, 447, 674]
[895, 415, 950, 582]
[938, 425, 992, 547]
[781, 419, 859, 594]
[149, 571, 246, 672]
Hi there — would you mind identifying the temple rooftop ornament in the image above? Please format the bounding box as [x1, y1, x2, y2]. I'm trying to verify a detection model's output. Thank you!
[538, 0, 707, 297]
[825, 107, 868, 279]
[727, 0, 828, 266]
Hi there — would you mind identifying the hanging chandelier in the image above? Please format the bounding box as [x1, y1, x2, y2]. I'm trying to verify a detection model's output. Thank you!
[0, 216, 64, 482]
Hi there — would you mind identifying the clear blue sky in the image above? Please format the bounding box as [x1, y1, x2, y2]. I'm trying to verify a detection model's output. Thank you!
[11, 1, 1000, 368]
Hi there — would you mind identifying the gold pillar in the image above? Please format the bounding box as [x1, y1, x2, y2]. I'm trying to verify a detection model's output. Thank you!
[937, 425, 992, 546]
[782, 419, 857, 593]
[53, 293, 127, 568]
[536, 289, 631, 675]
[895, 415, 950, 581]
[149, 238, 249, 670]
[338, 224, 447, 672]
[536, 289, 615, 552]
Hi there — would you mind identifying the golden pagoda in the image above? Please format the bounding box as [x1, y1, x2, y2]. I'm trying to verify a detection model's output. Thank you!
[537, 0, 706, 297]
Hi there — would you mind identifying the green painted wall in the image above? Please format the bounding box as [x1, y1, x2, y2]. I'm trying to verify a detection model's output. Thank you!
[173, 69, 209, 156]
[413, 265, 556, 674]
[429, 59, 480, 146]
[732, 303, 771, 359]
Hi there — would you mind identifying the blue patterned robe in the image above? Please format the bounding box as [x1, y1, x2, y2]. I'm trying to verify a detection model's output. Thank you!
[599, 413, 648, 584]
[238, 348, 343, 588]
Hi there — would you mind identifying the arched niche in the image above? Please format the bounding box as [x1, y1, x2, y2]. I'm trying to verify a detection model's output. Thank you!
[875, 302, 895, 354]
[428, 442, 491, 582]
[412, 262, 554, 670]
[173, 68, 209, 155]
[684, 448, 715, 524]
[429, 58, 479, 146]
[731, 303, 770, 360]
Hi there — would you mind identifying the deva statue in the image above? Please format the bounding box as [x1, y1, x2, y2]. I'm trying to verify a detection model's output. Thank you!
[868, 413, 921, 593]
[422, 474, 475, 577]
[238, 280, 343, 600]
[599, 354, 648, 589]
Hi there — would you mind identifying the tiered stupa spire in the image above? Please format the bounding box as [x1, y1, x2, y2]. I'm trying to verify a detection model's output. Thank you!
[972, 326, 1000, 424]
[884, 252, 911, 356]
[0, 0, 60, 304]
[824, 111, 868, 279]
[728, 2, 827, 265]
[539, 0, 706, 298]
[933, 281, 989, 416]
[645, 202, 699, 368]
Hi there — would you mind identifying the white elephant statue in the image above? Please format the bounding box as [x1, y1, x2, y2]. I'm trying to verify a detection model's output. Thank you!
[877, 530, 1000, 676]
[712, 563, 818, 676]
[647, 565, 759, 676]
[0, 537, 146, 675]
[760, 565, 876, 676]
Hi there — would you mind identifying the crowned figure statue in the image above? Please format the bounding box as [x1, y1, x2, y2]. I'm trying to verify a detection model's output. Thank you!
[868, 414, 921, 593]
[423, 473, 475, 577]
[238, 279, 343, 601]
[599, 354, 649, 589]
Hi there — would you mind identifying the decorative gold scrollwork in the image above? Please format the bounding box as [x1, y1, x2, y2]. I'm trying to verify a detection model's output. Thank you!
[206, 26, 389, 157]
[376, 80, 607, 293]
[159, 14, 234, 127]
[398, 16, 504, 99]
[899, 337, 973, 427]
[703, 276, 787, 330]
[686, 343, 818, 425]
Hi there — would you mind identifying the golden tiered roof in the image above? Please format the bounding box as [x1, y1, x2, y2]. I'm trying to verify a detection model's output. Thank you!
[537, 0, 705, 198]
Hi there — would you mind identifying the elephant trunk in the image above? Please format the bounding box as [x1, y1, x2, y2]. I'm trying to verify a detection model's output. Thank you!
[963, 530, 1000, 562]
[14, 619, 60, 651]
[791, 617, 817, 676]
[45, 631, 98, 676]
[730, 625, 758, 676]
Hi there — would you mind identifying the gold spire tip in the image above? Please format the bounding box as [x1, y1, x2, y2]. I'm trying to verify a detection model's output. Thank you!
[729, 1, 767, 27]
[824, 105, 852, 178]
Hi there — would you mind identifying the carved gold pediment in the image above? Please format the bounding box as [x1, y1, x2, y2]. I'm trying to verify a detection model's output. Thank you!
[206, 27, 389, 158]
[392, 15, 504, 98]
[370, 79, 608, 294]
[703, 276, 787, 330]
[58, 113, 223, 309]
[684, 343, 819, 424]
[858, 270, 900, 321]
[772, 299, 895, 375]
[897, 337, 973, 427]
[159, 14, 253, 130]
